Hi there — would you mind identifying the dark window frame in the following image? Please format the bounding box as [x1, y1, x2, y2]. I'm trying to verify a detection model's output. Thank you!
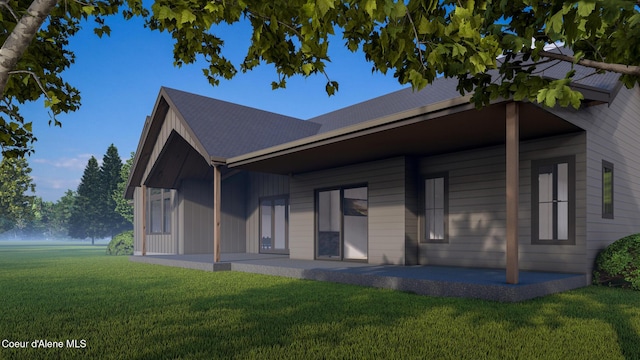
[531, 156, 576, 245]
[259, 195, 290, 254]
[602, 160, 614, 219]
[314, 183, 369, 261]
[420, 173, 449, 244]
[146, 187, 172, 235]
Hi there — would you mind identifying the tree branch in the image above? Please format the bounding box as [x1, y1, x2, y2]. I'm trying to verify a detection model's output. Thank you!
[0, 0, 20, 22]
[9, 70, 50, 98]
[539, 50, 640, 77]
[0, 0, 59, 97]
[405, 9, 428, 71]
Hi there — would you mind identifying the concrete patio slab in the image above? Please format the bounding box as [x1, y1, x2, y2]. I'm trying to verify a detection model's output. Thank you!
[130, 253, 587, 302]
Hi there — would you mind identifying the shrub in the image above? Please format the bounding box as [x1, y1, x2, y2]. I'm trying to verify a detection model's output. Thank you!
[593, 233, 640, 290]
[106, 230, 134, 256]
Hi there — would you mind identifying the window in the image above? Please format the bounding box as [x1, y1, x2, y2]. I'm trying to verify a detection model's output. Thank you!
[147, 188, 171, 234]
[422, 174, 448, 243]
[602, 160, 614, 219]
[531, 157, 575, 244]
[260, 196, 289, 254]
[316, 186, 368, 261]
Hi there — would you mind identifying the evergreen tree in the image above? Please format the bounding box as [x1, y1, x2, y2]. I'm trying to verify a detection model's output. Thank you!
[99, 144, 129, 237]
[69, 156, 102, 244]
[0, 157, 36, 235]
[113, 152, 135, 225]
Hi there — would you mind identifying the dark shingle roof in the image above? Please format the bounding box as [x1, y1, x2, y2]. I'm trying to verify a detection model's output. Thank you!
[162, 87, 322, 158]
[162, 47, 621, 158]
[309, 77, 460, 134]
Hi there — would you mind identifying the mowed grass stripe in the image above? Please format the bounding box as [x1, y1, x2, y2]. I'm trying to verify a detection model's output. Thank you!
[0, 245, 639, 359]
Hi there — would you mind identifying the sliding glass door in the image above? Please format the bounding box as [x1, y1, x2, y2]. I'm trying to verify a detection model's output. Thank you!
[317, 186, 368, 261]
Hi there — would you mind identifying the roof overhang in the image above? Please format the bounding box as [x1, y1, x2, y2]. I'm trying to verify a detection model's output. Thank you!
[227, 99, 584, 175]
[144, 130, 213, 189]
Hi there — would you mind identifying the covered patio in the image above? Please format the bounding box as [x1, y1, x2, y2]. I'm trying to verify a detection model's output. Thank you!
[130, 253, 586, 302]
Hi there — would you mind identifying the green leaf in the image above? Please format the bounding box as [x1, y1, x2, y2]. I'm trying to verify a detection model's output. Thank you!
[364, 0, 377, 18]
[82, 6, 95, 15]
[180, 9, 196, 24]
[576, 1, 596, 17]
[316, 0, 334, 17]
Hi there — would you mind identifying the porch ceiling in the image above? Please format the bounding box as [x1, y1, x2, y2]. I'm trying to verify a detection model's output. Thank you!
[144, 130, 213, 189]
[228, 101, 583, 175]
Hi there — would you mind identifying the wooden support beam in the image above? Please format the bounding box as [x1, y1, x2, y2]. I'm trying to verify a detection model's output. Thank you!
[506, 102, 519, 284]
[213, 163, 221, 263]
[141, 185, 147, 256]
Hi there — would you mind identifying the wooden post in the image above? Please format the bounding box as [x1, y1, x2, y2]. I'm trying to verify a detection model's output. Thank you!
[506, 102, 519, 284]
[213, 163, 221, 263]
[141, 185, 147, 256]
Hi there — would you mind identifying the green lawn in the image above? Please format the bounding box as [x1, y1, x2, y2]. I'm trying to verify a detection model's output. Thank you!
[0, 244, 639, 359]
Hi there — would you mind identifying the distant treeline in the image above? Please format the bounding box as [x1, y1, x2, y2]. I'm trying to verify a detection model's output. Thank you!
[0, 145, 134, 244]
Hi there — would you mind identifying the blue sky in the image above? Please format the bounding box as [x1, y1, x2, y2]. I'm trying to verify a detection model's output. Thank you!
[24, 13, 408, 202]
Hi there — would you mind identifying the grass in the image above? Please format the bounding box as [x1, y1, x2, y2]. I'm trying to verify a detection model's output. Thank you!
[0, 244, 639, 359]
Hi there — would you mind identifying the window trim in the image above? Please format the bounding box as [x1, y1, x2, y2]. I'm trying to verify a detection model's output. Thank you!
[420, 173, 449, 244]
[259, 195, 290, 254]
[531, 156, 576, 245]
[146, 187, 172, 235]
[602, 160, 614, 219]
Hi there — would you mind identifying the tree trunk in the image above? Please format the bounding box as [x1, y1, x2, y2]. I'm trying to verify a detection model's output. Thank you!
[0, 0, 59, 96]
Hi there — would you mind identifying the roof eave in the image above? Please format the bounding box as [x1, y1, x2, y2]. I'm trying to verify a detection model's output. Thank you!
[227, 94, 477, 169]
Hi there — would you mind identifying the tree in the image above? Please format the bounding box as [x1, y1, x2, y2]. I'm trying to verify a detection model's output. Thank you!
[113, 152, 134, 224]
[2, 1, 640, 158]
[52, 189, 76, 237]
[68, 156, 102, 244]
[99, 144, 129, 237]
[0, 157, 35, 235]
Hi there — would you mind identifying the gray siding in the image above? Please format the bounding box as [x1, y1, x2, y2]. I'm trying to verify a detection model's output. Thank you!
[179, 175, 248, 254]
[418, 133, 587, 273]
[550, 86, 640, 277]
[132, 187, 177, 255]
[404, 157, 419, 265]
[289, 157, 407, 265]
[180, 179, 213, 254]
[245, 172, 290, 253]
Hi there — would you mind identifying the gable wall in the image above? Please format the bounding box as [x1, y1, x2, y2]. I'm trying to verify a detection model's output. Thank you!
[550, 86, 640, 276]
[142, 108, 206, 183]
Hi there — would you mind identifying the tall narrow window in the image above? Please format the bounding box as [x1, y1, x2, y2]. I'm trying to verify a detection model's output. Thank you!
[147, 188, 171, 234]
[602, 160, 614, 219]
[532, 157, 575, 244]
[259, 196, 288, 254]
[423, 175, 448, 243]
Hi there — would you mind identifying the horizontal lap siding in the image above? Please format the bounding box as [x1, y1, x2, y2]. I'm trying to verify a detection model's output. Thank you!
[290, 157, 407, 265]
[551, 86, 640, 277]
[418, 133, 586, 273]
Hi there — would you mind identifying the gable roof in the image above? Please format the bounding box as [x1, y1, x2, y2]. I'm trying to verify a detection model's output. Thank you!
[163, 87, 322, 158]
[127, 50, 625, 197]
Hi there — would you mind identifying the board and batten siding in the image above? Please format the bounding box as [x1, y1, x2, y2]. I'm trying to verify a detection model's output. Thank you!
[550, 86, 640, 277]
[179, 175, 248, 255]
[132, 107, 204, 255]
[289, 157, 407, 265]
[418, 132, 587, 273]
[245, 172, 290, 253]
[132, 187, 178, 255]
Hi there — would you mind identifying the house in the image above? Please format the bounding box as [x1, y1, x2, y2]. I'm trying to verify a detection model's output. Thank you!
[125, 60, 640, 287]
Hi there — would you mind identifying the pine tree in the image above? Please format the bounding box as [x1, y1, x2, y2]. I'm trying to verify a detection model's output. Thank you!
[99, 144, 128, 238]
[69, 156, 102, 244]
